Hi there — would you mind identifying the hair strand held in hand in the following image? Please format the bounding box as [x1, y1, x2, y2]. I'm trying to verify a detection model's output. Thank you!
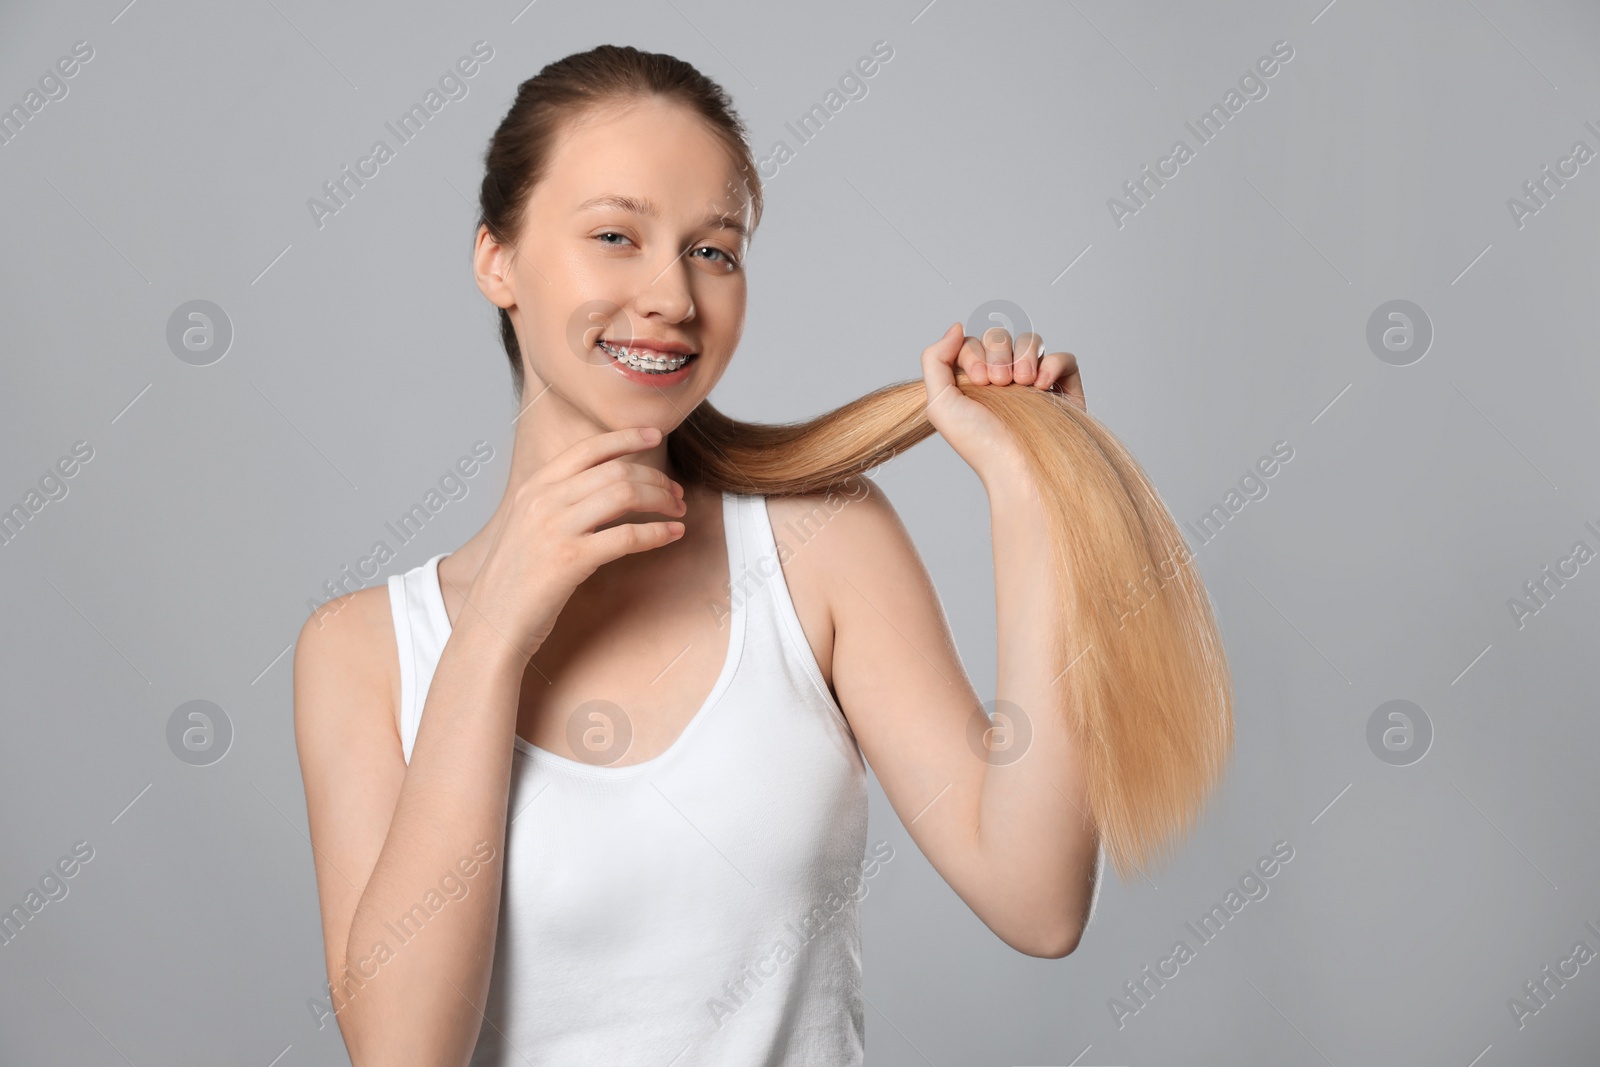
[669, 372, 1235, 883]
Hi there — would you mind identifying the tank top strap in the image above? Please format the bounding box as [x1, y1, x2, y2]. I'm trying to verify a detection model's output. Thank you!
[727, 492, 843, 718]
[389, 553, 450, 764]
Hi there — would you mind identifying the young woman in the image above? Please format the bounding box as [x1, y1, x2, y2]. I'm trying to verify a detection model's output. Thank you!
[293, 44, 1229, 1066]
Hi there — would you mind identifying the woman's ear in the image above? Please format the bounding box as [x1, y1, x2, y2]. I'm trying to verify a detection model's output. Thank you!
[472, 224, 517, 309]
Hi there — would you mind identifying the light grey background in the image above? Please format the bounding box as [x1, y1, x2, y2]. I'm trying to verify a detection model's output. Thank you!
[3, 0, 1597, 1063]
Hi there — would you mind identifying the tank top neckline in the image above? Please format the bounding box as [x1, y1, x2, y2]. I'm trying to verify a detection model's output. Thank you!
[420, 488, 748, 779]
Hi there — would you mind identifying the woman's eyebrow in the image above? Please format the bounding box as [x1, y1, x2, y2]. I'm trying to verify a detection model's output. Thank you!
[576, 193, 748, 241]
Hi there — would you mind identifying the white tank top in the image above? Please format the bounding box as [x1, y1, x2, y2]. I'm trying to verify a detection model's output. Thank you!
[387, 490, 870, 1064]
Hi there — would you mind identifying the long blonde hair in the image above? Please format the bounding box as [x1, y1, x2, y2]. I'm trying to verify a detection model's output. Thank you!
[670, 379, 1232, 882]
[480, 45, 1233, 882]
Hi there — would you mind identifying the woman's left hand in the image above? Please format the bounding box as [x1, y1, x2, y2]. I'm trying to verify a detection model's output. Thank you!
[921, 321, 1086, 477]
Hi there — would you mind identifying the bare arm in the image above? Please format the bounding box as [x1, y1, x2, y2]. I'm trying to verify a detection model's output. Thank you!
[295, 586, 528, 1064]
[826, 469, 1099, 959]
[294, 426, 686, 1066]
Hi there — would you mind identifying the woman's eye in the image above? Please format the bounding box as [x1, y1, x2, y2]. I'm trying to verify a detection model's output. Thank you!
[693, 245, 739, 269]
[595, 231, 634, 248]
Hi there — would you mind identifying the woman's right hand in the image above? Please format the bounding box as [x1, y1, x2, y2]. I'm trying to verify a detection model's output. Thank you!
[463, 425, 687, 659]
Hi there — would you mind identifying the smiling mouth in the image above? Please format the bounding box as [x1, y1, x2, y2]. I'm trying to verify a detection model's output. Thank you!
[596, 338, 697, 373]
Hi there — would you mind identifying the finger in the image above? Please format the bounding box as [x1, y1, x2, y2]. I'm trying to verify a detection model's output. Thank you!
[1034, 351, 1076, 391]
[921, 322, 967, 410]
[981, 326, 1016, 385]
[569, 478, 686, 535]
[564, 455, 684, 505]
[1036, 350, 1075, 391]
[1012, 332, 1042, 385]
[587, 518, 687, 562]
[541, 426, 663, 484]
[956, 334, 990, 385]
[1037, 352, 1086, 410]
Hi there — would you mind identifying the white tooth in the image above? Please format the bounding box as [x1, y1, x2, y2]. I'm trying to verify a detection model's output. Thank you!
[601, 340, 688, 371]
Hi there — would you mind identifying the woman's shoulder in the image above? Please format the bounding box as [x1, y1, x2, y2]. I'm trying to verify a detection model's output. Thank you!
[762, 475, 905, 556]
[292, 583, 402, 744]
[763, 475, 935, 611]
[763, 475, 906, 559]
[762, 477, 911, 685]
[296, 583, 400, 657]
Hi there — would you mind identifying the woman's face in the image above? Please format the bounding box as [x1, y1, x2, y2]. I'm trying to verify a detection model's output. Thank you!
[475, 96, 753, 435]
